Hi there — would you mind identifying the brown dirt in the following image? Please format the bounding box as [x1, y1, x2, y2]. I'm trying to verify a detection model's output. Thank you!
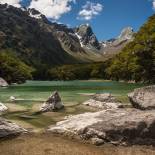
[0, 133, 155, 155]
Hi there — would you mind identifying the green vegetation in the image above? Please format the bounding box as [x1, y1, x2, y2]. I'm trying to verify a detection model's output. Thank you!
[0, 50, 33, 84]
[1, 5, 155, 84]
[49, 14, 155, 83]
[48, 63, 107, 80]
[106, 15, 155, 83]
[0, 5, 78, 83]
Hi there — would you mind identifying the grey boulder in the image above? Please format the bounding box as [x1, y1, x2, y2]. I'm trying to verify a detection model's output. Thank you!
[40, 91, 64, 112]
[0, 118, 27, 138]
[48, 108, 155, 146]
[83, 93, 122, 109]
[128, 85, 155, 110]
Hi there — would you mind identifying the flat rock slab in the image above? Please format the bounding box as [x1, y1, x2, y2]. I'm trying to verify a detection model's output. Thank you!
[48, 108, 155, 146]
[83, 93, 122, 109]
[128, 85, 155, 110]
[0, 118, 27, 138]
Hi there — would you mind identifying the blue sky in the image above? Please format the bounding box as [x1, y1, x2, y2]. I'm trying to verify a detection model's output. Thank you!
[1, 0, 155, 40]
[58, 0, 155, 40]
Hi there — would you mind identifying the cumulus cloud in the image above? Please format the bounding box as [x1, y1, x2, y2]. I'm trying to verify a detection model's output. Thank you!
[29, 0, 75, 20]
[0, 0, 21, 7]
[77, 1, 103, 20]
[152, 0, 155, 9]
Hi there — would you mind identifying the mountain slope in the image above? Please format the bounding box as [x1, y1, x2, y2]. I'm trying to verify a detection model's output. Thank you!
[0, 4, 134, 64]
[106, 15, 155, 83]
[0, 4, 135, 82]
[0, 4, 78, 67]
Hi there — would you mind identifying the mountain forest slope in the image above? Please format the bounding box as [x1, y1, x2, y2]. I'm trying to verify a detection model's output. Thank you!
[106, 14, 155, 83]
[1, 4, 153, 83]
[49, 14, 155, 83]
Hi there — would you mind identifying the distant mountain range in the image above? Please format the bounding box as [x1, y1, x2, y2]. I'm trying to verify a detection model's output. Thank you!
[0, 4, 136, 83]
[0, 4, 134, 64]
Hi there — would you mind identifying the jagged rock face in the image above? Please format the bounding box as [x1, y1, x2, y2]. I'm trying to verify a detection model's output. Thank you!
[49, 23, 85, 54]
[0, 118, 27, 138]
[128, 85, 155, 110]
[113, 27, 134, 45]
[40, 91, 64, 112]
[74, 24, 100, 50]
[118, 27, 134, 40]
[0, 4, 134, 63]
[100, 27, 134, 57]
[48, 108, 155, 146]
[0, 78, 8, 87]
[83, 93, 123, 109]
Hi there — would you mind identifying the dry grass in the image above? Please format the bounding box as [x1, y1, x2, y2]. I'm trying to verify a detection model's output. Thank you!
[0, 134, 155, 155]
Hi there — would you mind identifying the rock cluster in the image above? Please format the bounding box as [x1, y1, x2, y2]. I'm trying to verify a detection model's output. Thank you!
[40, 91, 64, 112]
[48, 86, 155, 146]
[128, 85, 155, 110]
[83, 93, 122, 109]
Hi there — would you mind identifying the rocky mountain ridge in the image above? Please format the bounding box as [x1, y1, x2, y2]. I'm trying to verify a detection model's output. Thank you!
[19, 5, 134, 61]
[0, 4, 134, 63]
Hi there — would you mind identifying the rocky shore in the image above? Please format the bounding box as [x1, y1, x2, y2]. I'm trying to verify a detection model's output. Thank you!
[48, 85, 155, 146]
[1, 85, 155, 147]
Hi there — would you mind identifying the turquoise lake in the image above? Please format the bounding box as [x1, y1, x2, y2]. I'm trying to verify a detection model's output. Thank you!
[0, 80, 146, 105]
[0, 80, 147, 129]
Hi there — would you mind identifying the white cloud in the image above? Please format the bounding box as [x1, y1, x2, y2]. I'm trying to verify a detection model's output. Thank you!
[29, 0, 75, 20]
[152, 0, 155, 9]
[0, 0, 21, 7]
[77, 1, 103, 20]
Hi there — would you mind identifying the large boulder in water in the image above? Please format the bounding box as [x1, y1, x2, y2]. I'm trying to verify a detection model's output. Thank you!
[48, 108, 155, 146]
[83, 93, 123, 109]
[128, 85, 155, 110]
[40, 91, 64, 112]
[0, 78, 8, 87]
[0, 118, 27, 138]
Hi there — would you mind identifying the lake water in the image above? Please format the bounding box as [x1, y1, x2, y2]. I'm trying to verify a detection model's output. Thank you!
[0, 80, 146, 129]
[0, 80, 145, 104]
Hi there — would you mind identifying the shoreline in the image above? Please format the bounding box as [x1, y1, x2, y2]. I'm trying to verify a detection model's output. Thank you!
[0, 133, 155, 155]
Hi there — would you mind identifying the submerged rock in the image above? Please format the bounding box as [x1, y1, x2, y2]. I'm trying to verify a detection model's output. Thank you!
[83, 93, 122, 109]
[0, 102, 8, 113]
[48, 108, 155, 146]
[128, 85, 155, 110]
[0, 118, 27, 138]
[40, 91, 64, 112]
[0, 78, 8, 87]
[9, 96, 16, 102]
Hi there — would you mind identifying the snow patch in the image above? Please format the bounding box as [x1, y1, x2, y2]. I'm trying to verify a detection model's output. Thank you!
[75, 33, 84, 47]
